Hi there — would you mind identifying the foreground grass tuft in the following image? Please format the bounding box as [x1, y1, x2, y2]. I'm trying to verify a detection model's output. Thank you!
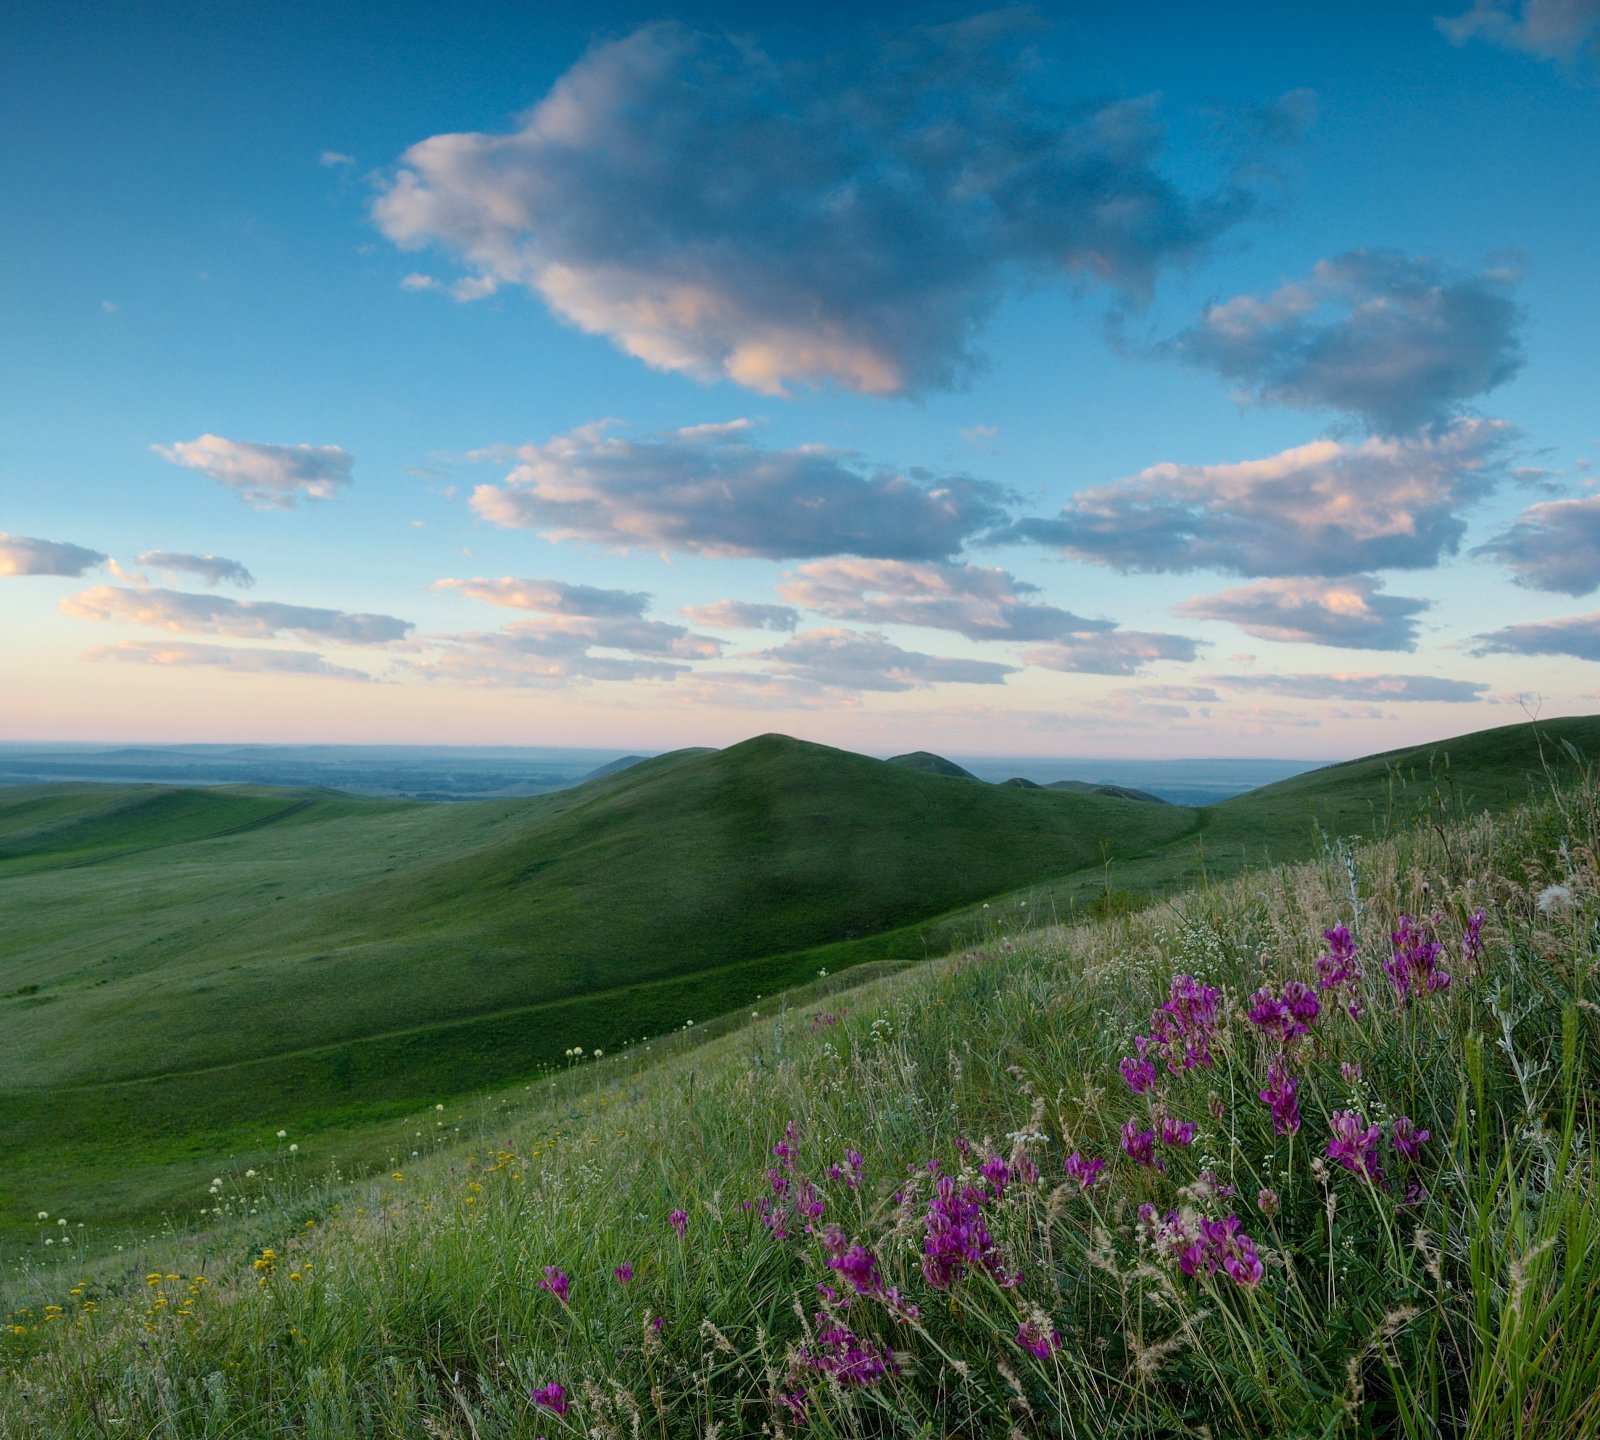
[4, 774, 1600, 1437]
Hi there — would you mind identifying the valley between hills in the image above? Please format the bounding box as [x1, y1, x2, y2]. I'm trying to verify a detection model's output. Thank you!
[2, 716, 1596, 1247]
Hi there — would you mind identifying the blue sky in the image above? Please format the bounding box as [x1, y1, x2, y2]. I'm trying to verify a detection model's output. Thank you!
[3, 0, 1598, 756]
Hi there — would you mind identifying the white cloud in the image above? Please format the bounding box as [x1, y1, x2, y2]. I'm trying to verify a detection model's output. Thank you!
[1171, 250, 1523, 434]
[469, 420, 1012, 560]
[1021, 631, 1203, 676]
[319, 151, 357, 168]
[681, 600, 800, 632]
[754, 627, 1016, 693]
[1474, 492, 1600, 594]
[1207, 671, 1488, 702]
[1175, 575, 1431, 650]
[1438, 1, 1600, 76]
[152, 434, 353, 508]
[0, 533, 106, 577]
[60, 586, 411, 645]
[1472, 611, 1600, 661]
[82, 640, 374, 681]
[134, 551, 255, 588]
[1004, 419, 1508, 577]
[373, 18, 1257, 396]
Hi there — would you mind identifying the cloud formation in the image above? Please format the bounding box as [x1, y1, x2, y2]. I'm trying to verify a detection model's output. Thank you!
[60, 586, 411, 645]
[1472, 611, 1600, 661]
[756, 628, 1016, 693]
[82, 640, 373, 681]
[1175, 575, 1431, 650]
[434, 576, 649, 618]
[1208, 671, 1488, 702]
[471, 421, 1012, 560]
[1474, 493, 1600, 594]
[1022, 631, 1202, 675]
[0, 532, 106, 577]
[1003, 420, 1507, 577]
[681, 600, 800, 632]
[777, 558, 1104, 642]
[374, 18, 1251, 396]
[152, 434, 353, 508]
[1439, 1, 1600, 74]
[1171, 250, 1523, 433]
[406, 628, 693, 688]
[135, 551, 256, 588]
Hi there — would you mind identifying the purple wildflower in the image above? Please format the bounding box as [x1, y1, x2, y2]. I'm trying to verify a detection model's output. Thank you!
[980, 1154, 1011, 1196]
[921, 1174, 1017, 1289]
[1121, 1119, 1163, 1171]
[828, 1244, 883, 1298]
[1063, 1151, 1104, 1189]
[1119, 1035, 1159, 1094]
[613, 1262, 633, 1284]
[668, 1208, 688, 1238]
[1257, 1187, 1279, 1218]
[1341, 1061, 1362, 1083]
[650, 1314, 665, 1333]
[1257, 1056, 1301, 1137]
[1158, 1212, 1264, 1288]
[1194, 1168, 1236, 1199]
[1391, 1115, 1430, 1159]
[1154, 974, 1224, 1072]
[538, 1267, 569, 1305]
[1464, 907, 1487, 966]
[800, 1321, 897, 1386]
[1326, 1110, 1387, 1185]
[1399, 1179, 1429, 1211]
[1014, 1152, 1040, 1186]
[780, 1389, 809, 1422]
[530, 1382, 568, 1415]
[1208, 1216, 1265, 1288]
[1247, 980, 1320, 1046]
[1385, 914, 1451, 1000]
[1159, 1116, 1197, 1148]
[1015, 1317, 1062, 1359]
[1316, 925, 1364, 1018]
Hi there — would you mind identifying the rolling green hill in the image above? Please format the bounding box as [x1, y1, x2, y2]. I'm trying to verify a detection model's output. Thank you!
[1, 716, 1596, 1244]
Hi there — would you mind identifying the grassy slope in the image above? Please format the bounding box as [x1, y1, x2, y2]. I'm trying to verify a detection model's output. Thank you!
[0, 735, 1191, 1238]
[5, 754, 1598, 1437]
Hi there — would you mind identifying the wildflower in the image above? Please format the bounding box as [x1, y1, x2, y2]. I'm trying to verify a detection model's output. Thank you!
[613, 1263, 633, 1284]
[1385, 914, 1451, 1000]
[1257, 1187, 1280, 1218]
[538, 1267, 570, 1305]
[668, 1208, 688, 1238]
[1118, 1035, 1158, 1094]
[781, 1389, 809, 1421]
[651, 1315, 665, 1333]
[921, 1173, 1017, 1289]
[1247, 980, 1320, 1045]
[1463, 907, 1487, 964]
[530, 1382, 569, 1415]
[1159, 1116, 1197, 1148]
[1257, 1057, 1301, 1136]
[1120, 1120, 1162, 1170]
[1153, 974, 1223, 1072]
[827, 1243, 883, 1297]
[1192, 1169, 1236, 1200]
[1536, 884, 1572, 915]
[980, 1154, 1011, 1195]
[1391, 1115, 1430, 1159]
[1015, 1316, 1062, 1359]
[1063, 1151, 1104, 1189]
[800, 1321, 897, 1386]
[1326, 1110, 1386, 1185]
[1341, 1061, 1362, 1083]
[1315, 924, 1363, 1017]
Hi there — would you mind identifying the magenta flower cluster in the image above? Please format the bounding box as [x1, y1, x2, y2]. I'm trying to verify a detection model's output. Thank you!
[530, 1381, 568, 1415]
[920, 1172, 1019, 1290]
[1247, 979, 1320, 1045]
[1015, 1316, 1062, 1359]
[538, 1266, 570, 1305]
[1141, 1206, 1264, 1288]
[1258, 1056, 1301, 1137]
[1315, 925, 1363, 1019]
[1063, 1151, 1104, 1189]
[799, 1321, 897, 1386]
[1384, 914, 1452, 1000]
[1120, 974, 1223, 1091]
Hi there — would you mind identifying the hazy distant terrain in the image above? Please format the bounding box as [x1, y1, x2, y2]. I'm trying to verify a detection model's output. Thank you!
[0, 742, 1319, 806]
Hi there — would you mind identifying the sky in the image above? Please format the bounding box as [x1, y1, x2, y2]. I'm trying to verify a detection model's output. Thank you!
[3, 0, 1598, 758]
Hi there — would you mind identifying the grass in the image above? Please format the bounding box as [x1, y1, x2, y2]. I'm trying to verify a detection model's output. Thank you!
[2, 718, 1597, 1254]
[3, 733, 1598, 1435]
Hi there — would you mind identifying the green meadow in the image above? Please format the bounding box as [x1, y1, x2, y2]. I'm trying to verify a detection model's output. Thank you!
[2, 717, 1597, 1253]
[2, 716, 1598, 1435]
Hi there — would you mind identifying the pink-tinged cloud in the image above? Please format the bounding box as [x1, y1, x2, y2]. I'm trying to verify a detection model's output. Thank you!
[1004, 419, 1508, 577]
[1474, 492, 1600, 594]
[681, 600, 800, 632]
[152, 434, 353, 508]
[434, 576, 650, 618]
[1176, 575, 1431, 651]
[135, 551, 255, 588]
[469, 421, 1011, 560]
[1171, 250, 1523, 433]
[60, 586, 411, 645]
[755, 628, 1015, 693]
[1207, 671, 1488, 702]
[1472, 611, 1600, 661]
[374, 19, 1253, 396]
[1021, 631, 1202, 676]
[777, 558, 1109, 642]
[82, 641, 374, 681]
[0, 533, 106, 577]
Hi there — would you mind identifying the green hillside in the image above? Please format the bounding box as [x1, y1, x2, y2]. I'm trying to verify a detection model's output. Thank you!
[2, 716, 1596, 1245]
